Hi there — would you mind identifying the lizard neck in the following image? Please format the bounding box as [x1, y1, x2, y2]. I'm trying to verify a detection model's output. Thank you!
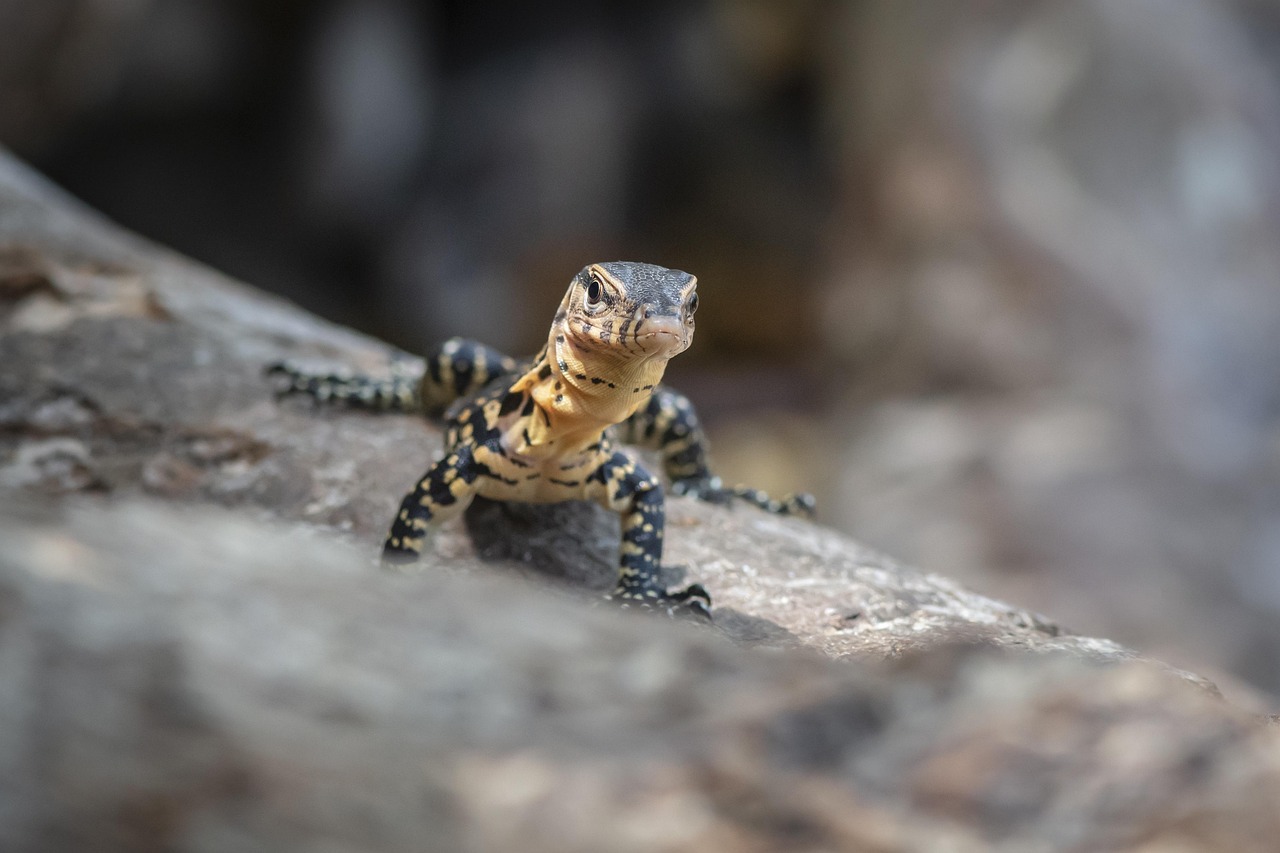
[509, 330, 671, 454]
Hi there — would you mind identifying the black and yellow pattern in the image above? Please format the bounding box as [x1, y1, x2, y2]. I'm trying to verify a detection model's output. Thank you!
[267, 359, 423, 412]
[614, 386, 816, 515]
[271, 261, 815, 617]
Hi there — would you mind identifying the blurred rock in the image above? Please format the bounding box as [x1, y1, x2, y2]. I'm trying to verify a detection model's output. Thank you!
[820, 0, 1280, 692]
[3, 500, 1280, 852]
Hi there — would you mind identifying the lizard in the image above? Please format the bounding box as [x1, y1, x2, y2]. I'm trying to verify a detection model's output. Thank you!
[269, 261, 814, 617]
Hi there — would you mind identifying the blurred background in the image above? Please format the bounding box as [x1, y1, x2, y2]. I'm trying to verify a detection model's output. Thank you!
[3, 0, 1280, 696]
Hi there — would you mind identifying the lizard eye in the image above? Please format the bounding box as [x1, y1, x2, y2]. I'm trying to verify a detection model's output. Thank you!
[687, 292, 699, 315]
[586, 276, 603, 306]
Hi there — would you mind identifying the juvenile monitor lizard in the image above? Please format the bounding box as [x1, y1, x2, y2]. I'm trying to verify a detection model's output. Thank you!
[270, 261, 814, 617]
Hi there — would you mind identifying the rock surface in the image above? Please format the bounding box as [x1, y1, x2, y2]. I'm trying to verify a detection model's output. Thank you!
[0, 146, 1161, 668]
[5, 501, 1280, 853]
[2, 148, 1279, 851]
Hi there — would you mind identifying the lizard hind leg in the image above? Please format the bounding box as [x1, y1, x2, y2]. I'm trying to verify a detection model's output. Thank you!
[671, 478, 818, 517]
[621, 386, 817, 518]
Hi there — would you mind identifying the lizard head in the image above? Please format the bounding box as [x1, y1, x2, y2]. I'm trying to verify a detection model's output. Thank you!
[543, 262, 698, 420]
[558, 261, 698, 361]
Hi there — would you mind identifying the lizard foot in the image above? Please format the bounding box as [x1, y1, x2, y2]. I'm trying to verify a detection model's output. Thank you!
[266, 360, 356, 402]
[379, 544, 424, 572]
[608, 582, 712, 621]
[671, 477, 816, 518]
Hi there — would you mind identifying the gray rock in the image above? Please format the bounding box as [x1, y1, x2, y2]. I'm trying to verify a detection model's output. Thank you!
[3, 501, 1280, 852]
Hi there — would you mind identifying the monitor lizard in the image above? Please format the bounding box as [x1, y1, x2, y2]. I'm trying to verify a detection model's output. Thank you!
[269, 261, 814, 618]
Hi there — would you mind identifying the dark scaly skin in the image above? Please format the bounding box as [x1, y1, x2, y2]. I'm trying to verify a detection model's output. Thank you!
[269, 261, 815, 616]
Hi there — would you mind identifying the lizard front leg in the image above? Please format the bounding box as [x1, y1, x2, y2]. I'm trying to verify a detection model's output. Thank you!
[268, 359, 424, 413]
[587, 451, 711, 618]
[267, 338, 519, 417]
[382, 445, 481, 564]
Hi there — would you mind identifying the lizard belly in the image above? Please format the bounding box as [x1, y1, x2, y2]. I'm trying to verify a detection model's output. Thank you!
[472, 443, 598, 504]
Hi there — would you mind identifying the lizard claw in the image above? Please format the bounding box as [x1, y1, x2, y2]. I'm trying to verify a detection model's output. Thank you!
[666, 582, 711, 605]
[781, 491, 817, 517]
[608, 582, 713, 621]
[380, 543, 424, 572]
[265, 360, 318, 400]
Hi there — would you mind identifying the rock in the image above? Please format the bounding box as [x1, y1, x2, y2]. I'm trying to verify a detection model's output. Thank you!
[0, 149, 1177, 672]
[3, 500, 1280, 852]
[2, 148, 1278, 850]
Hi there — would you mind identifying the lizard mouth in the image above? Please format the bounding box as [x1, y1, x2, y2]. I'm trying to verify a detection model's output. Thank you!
[632, 316, 690, 356]
[570, 316, 690, 358]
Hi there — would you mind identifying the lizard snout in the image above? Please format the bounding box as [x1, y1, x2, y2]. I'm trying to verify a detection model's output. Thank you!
[633, 313, 690, 356]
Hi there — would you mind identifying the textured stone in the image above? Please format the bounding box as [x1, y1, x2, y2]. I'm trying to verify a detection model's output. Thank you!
[3, 501, 1280, 853]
